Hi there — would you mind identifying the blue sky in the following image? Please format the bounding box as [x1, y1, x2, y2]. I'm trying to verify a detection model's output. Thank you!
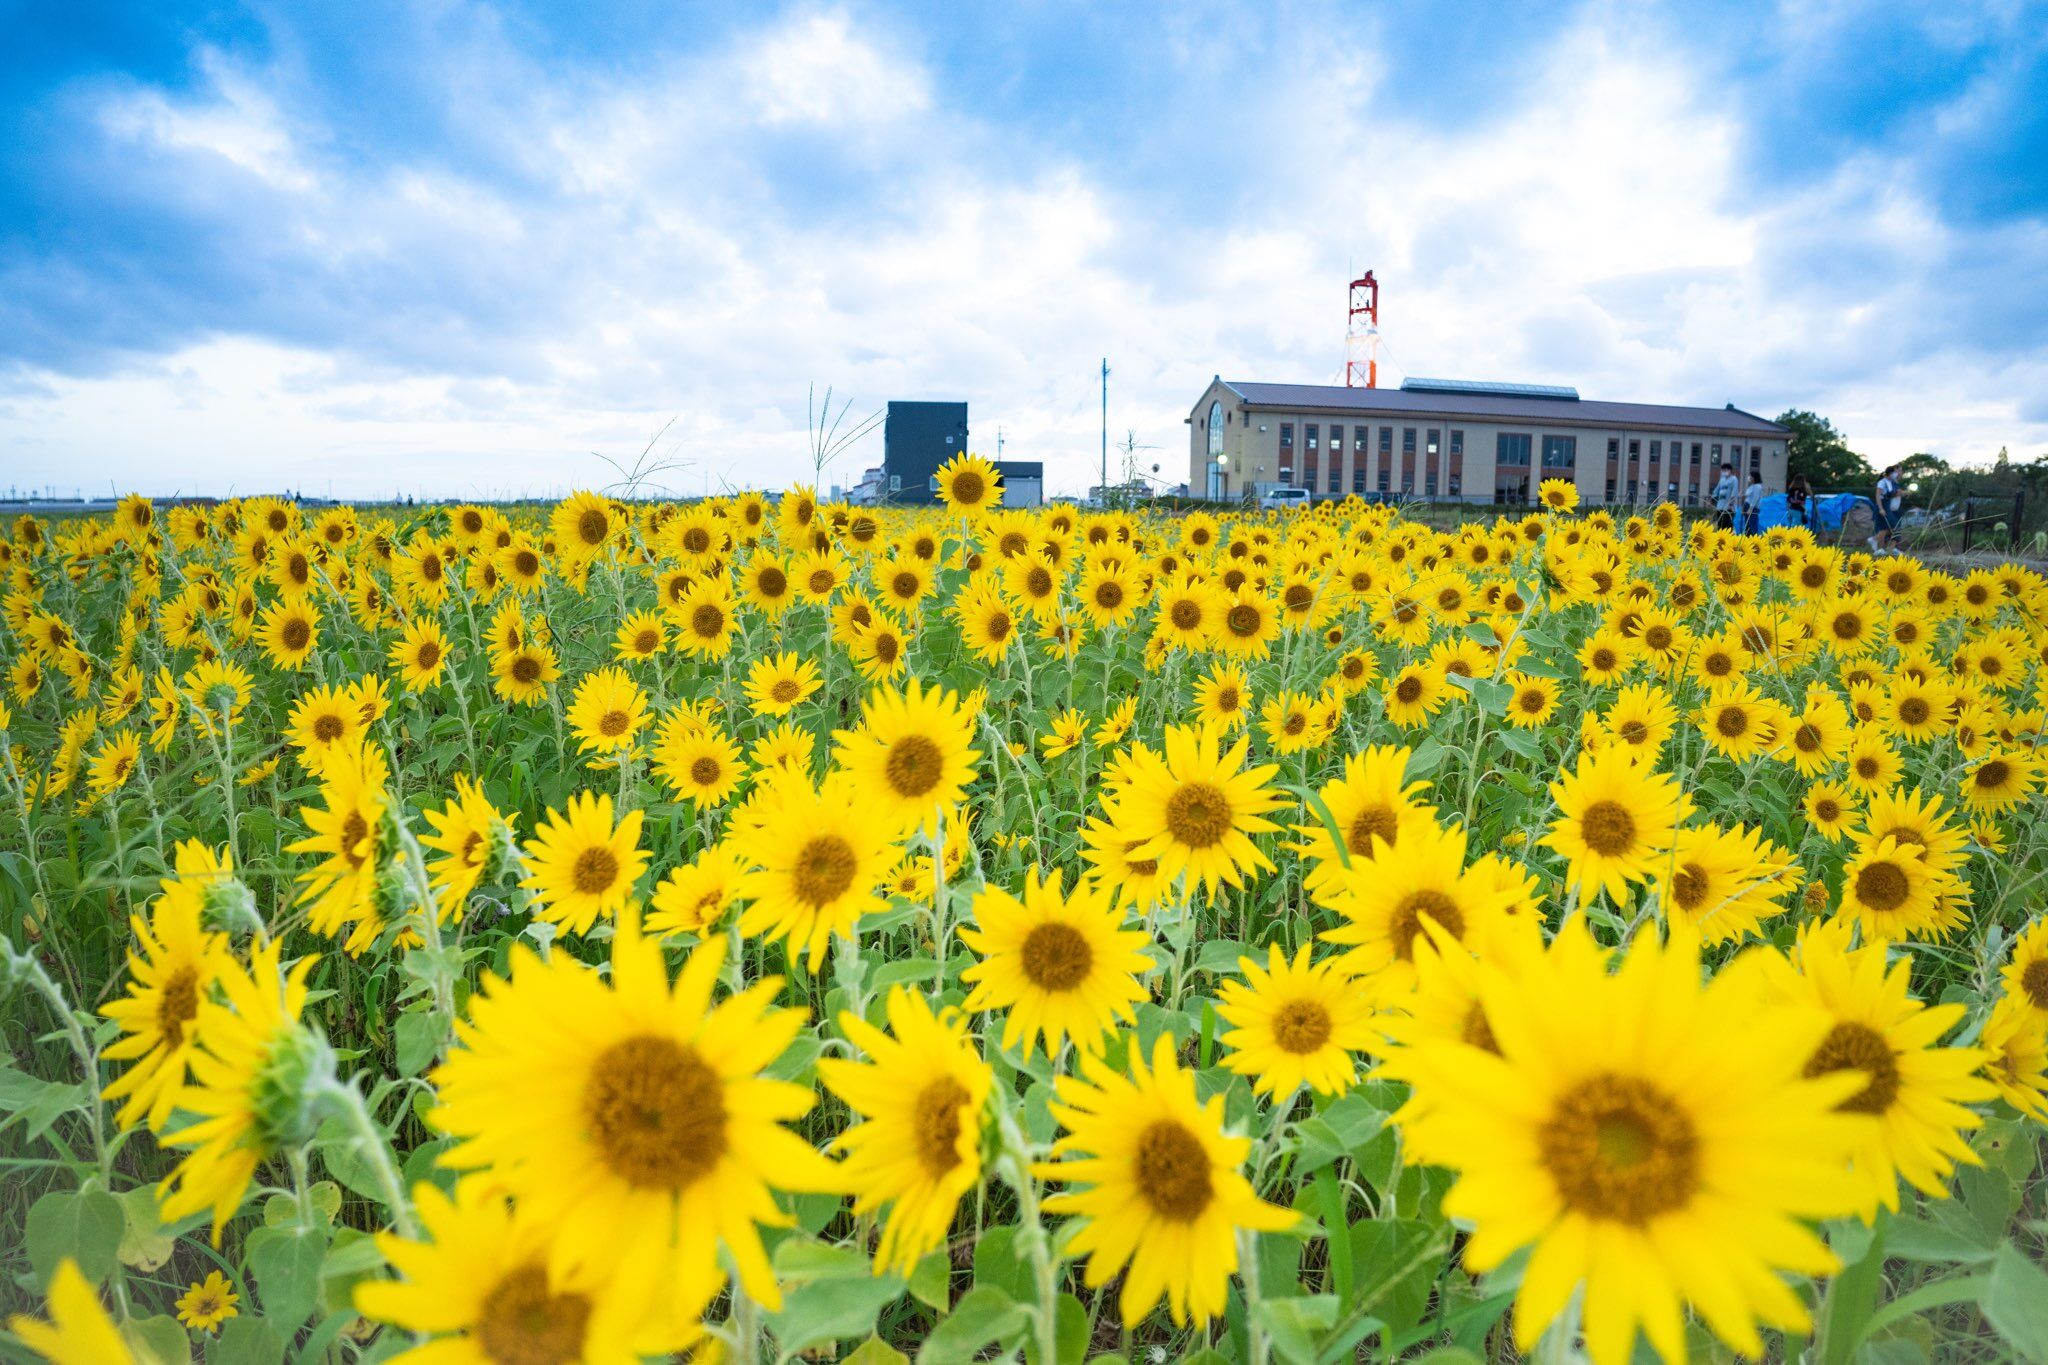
[3, 0, 2045, 498]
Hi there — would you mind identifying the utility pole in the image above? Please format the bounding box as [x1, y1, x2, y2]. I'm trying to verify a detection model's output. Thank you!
[1100, 358, 1109, 497]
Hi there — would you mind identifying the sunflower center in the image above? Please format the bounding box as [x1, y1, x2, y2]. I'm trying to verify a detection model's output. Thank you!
[1813, 797, 1841, 823]
[1801, 564, 1827, 587]
[416, 639, 441, 669]
[156, 965, 200, 1046]
[1794, 723, 1822, 753]
[951, 471, 985, 503]
[884, 735, 945, 799]
[512, 656, 542, 684]
[1390, 890, 1465, 960]
[1670, 863, 1709, 911]
[1898, 697, 1930, 726]
[1285, 584, 1314, 611]
[1133, 1119, 1213, 1222]
[912, 1077, 972, 1178]
[791, 835, 857, 907]
[769, 679, 801, 704]
[312, 714, 345, 742]
[1976, 760, 2011, 791]
[1517, 689, 1546, 714]
[515, 550, 541, 576]
[1171, 600, 1202, 630]
[1164, 781, 1232, 849]
[1271, 999, 1334, 1054]
[1283, 713, 1306, 736]
[1214, 686, 1240, 712]
[2020, 960, 2048, 1009]
[1590, 648, 1616, 672]
[1855, 860, 1910, 913]
[340, 811, 372, 867]
[1643, 625, 1671, 652]
[1095, 581, 1124, 609]
[577, 509, 609, 546]
[873, 633, 900, 664]
[476, 1264, 591, 1365]
[986, 611, 1011, 641]
[281, 618, 311, 651]
[1578, 800, 1636, 857]
[571, 847, 621, 896]
[1460, 1003, 1499, 1054]
[1616, 720, 1648, 744]
[1346, 804, 1398, 856]
[583, 1036, 725, 1190]
[598, 709, 631, 737]
[1394, 676, 1424, 704]
[1539, 1073, 1699, 1224]
[1715, 707, 1749, 738]
[1020, 922, 1093, 991]
[633, 629, 660, 653]
[690, 604, 725, 638]
[683, 528, 711, 555]
[1026, 567, 1053, 597]
[1802, 1022, 1901, 1115]
[1226, 604, 1260, 637]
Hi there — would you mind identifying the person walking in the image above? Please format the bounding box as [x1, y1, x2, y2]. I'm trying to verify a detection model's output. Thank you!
[1786, 473, 1811, 529]
[1742, 473, 1765, 535]
[1870, 465, 1901, 553]
[1711, 462, 1739, 530]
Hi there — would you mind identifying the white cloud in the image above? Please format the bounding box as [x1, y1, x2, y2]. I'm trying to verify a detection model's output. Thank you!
[9, 6, 2045, 499]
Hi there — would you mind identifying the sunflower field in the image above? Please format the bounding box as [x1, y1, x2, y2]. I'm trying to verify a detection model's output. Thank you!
[3, 464, 2047, 1365]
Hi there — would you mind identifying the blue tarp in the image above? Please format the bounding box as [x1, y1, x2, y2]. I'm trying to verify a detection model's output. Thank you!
[1813, 493, 1870, 532]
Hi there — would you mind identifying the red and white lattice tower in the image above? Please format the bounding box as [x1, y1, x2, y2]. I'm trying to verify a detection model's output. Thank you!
[1345, 271, 1380, 388]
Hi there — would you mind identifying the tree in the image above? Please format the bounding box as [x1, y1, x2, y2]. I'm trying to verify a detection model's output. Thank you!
[1775, 409, 1874, 490]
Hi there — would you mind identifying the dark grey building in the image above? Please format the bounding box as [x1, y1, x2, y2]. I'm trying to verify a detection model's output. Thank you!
[883, 401, 969, 505]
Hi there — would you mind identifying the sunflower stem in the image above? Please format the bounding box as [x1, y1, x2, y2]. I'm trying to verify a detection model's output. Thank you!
[994, 1095, 1062, 1365]
[315, 1077, 418, 1238]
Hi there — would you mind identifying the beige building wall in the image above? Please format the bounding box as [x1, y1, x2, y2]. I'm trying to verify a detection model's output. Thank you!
[1188, 379, 1788, 508]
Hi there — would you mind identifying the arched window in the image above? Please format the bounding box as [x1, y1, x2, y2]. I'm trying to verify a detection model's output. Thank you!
[1207, 400, 1224, 457]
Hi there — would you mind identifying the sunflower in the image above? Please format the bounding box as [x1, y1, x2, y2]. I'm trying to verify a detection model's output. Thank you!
[670, 578, 737, 658]
[1035, 1035, 1297, 1328]
[490, 639, 560, 706]
[933, 451, 1003, 511]
[551, 489, 617, 562]
[174, 1271, 239, 1333]
[83, 729, 141, 803]
[519, 791, 648, 936]
[1696, 679, 1784, 760]
[285, 682, 363, 775]
[8, 1261, 133, 1364]
[1078, 814, 1172, 913]
[288, 740, 390, 954]
[1782, 689, 1851, 776]
[1259, 689, 1321, 755]
[566, 666, 649, 758]
[848, 614, 911, 681]
[1855, 784, 1970, 885]
[419, 774, 511, 914]
[750, 719, 817, 776]
[1109, 722, 1282, 897]
[1881, 675, 1950, 742]
[652, 714, 745, 807]
[646, 844, 746, 938]
[832, 679, 981, 837]
[1192, 662, 1251, 730]
[1803, 779, 1860, 841]
[1500, 671, 1557, 727]
[100, 840, 237, 1130]
[1389, 921, 1865, 1365]
[1541, 747, 1688, 903]
[2001, 919, 2048, 1022]
[1537, 477, 1580, 513]
[1836, 836, 1952, 941]
[953, 579, 1020, 662]
[1093, 695, 1139, 748]
[1843, 728, 1903, 793]
[818, 988, 992, 1275]
[1040, 707, 1088, 758]
[1217, 943, 1380, 1097]
[431, 919, 839, 1312]
[959, 866, 1151, 1057]
[742, 651, 822, 716]
[729, 769, 897, 970]
[1960, 750, 2039, 812]
[1748, 920, 1993, 1219]
[1316, 819, 1516, 996]
[388, 616, 451, 691]
[159, 940, 321, 1240]
[1381, 662, 1445, 727]
[1291, 743, 1437, 893]
[1653, 821, 1795, 943]
[256, 599, 320, 670]
[1151, 575, 1218, 651]
[1977, 993, 2048, 1121]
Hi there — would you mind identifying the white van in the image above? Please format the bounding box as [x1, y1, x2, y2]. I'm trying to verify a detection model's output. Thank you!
[1258, 486, 1311, 512]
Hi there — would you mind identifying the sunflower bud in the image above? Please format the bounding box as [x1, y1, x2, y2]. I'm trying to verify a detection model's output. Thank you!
[200, 874, 264, 940]
[247, 1024, 334, 1152]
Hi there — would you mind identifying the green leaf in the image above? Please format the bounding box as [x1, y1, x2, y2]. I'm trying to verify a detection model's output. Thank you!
[1984, 1242, 2048, 1364]
[393, 1009, 444, 1078]
[121, 1313, 191, 1365]
[845, 1338, 911, 1365]
[772, 1236, 876, 1283]
[909, 1249, 952, 1311]
[0, 1063, 91, 1145]
[208, 1317, 286, 1365]
[1818, 1215, 1886, 1365]
[1254, 1294, 1337, 1365]
[871, 956, 940, 991]
[1024, 1293, 1088, 1365]
[247, 1222, 326, 1328]
[972, 1226, 1036, 1305]
[115, 1186, 176, 1272]
[1311, 1168, 1353, 1303]
[1882, 1214, 1995, 1265]
[918, 1286, 1032, 1364]
[768, 1272, 905, 1358]
[1347, 1218, 1439, 1344]
[25, 1187, 125, 1287]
